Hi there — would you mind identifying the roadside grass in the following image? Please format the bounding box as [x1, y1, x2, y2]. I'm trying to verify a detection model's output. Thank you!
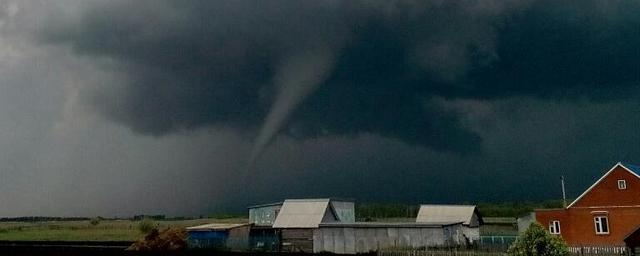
[0, 218, 248, 242]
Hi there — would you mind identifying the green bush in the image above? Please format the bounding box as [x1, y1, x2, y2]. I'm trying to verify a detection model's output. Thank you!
[138, 218, 156, 234]
[90, 218, 101, 226]
[507, 222, 569, 256]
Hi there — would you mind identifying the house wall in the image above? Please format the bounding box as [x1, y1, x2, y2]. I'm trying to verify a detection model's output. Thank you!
[536, 207, 640, 246]
[312, 225, 463, 254]
[535, 165, 640, 247]
[572, 166, 640, 207]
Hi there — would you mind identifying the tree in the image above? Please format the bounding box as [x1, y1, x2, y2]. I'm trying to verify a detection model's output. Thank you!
[507, 222, 569, 256]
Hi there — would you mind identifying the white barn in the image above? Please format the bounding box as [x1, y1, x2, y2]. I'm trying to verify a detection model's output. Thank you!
[416, 205, 483, 245]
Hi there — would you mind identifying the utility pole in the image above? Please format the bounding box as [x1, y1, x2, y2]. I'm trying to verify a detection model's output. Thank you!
[561, 175, 567, 208]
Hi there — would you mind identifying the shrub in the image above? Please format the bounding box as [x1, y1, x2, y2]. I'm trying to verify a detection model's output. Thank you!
[507, 222, 569, 256]
[138, 218, 156, 234]
[90, 218, 101, 226]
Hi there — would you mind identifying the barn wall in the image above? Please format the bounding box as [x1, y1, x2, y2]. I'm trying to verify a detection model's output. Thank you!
[462, 226, 480, 244]
[313, 225, 462, 254]
[281, 228, 314, 253]
[249, 228, 280, 251]
[227, 225, 251, 251]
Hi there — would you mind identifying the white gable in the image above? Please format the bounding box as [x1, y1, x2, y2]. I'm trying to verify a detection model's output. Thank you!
[272, 199, 335, 228]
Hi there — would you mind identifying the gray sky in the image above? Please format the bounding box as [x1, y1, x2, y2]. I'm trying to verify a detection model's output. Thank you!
[1, 0, 640, 217]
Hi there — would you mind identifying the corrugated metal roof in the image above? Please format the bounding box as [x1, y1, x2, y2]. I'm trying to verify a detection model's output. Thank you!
[319, 222, 462, 228]
[272, 199, 332, 228]
[416, 205, 477, 225]
[186, 223, 250, 231]
[247, 201, 283, 209]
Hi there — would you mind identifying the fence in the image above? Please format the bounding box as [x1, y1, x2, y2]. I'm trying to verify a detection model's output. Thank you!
[378, 247, 629, 256]
[569, 246, 627, 256]
[378, 249, 505, 256]
[479, 236, 517, 252]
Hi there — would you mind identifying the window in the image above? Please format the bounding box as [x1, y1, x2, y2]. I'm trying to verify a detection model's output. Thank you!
[618, 180, 627, 190]
[594, 216, 609, 234]
[549, 220, 561, 234]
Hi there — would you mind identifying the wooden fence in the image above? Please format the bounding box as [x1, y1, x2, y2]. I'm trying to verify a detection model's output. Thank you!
[377, 247, 629, 256]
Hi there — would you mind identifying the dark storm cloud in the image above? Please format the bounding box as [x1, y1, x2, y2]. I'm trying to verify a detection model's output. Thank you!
[40, 0, 531, 155]
[42, 0, 640, 158]
[4, 0, 640, 216]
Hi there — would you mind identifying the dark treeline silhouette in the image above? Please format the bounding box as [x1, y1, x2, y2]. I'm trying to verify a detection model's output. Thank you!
[0, 216, 90, 222]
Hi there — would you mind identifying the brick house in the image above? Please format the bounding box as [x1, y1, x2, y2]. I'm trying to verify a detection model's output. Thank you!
[535, 162, 640, 248]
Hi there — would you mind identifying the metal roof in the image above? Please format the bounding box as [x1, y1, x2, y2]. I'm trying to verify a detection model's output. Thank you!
[416, 205, 477, 225]
[319, 222, 462, 228]
[272, 199, 333, 228]
[186, 223, 250, 231]
[247, 202, 283, 209]
[621, 162, 640, 176]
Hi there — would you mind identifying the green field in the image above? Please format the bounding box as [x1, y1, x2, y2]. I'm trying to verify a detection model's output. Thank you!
[0, 218, 248, 242]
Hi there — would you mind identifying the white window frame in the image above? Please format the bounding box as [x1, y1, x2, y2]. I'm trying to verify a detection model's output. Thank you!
[618, 179, 627, 190]
[549, 220, 561, 234]
[594, 216, 609, 235]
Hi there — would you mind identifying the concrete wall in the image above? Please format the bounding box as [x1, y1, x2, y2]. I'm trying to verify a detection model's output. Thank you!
[313, 225, 463, 254]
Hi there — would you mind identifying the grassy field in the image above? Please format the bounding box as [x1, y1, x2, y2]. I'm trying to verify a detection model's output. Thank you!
[0, 218, 248, 242]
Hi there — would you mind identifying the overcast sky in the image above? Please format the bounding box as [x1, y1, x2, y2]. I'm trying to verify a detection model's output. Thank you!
[1, 0, 640, 217]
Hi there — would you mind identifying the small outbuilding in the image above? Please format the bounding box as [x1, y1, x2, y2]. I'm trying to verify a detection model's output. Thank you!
[272, 198, 355, 253]
[416, 205, 483, 245]
[186, 223, 251, 251]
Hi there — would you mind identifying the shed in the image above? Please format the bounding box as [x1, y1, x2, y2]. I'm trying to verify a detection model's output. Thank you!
[416, 205, 483, 245]
[186, 223, 251, 251]
[272, 198, 354, 252]
[313, 222, 465, 254]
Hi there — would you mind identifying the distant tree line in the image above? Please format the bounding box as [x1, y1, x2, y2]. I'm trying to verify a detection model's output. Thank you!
[477, 200, 565, 217]
[0, 216, 90, 222]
